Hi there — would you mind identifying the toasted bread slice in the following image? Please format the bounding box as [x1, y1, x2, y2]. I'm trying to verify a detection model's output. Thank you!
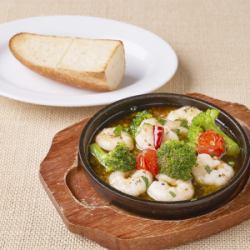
[9, 33, 125, 91]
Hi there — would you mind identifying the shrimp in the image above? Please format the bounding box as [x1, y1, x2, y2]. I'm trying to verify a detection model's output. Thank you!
[135, 118, 184, 150]
[135, 118, 159, 150]
[163, 120, 189, 141]
[147, 174, 194, 201]
[96, 127, 134, 151]
[109, 170, 153, 197]
[164, 120, 188, 136]
[164, 130, 179, 141]
[192, 153, 235, 186]
[166, 106, 201, 125]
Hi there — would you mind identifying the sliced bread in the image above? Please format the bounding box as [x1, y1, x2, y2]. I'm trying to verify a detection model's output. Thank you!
[9, 32, 125, 91]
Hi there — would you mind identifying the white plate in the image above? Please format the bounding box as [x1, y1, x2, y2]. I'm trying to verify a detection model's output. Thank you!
[0, 16, 178, 107]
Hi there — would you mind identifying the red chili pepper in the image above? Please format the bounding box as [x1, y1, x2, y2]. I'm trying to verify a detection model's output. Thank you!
[153, 125, 164, 149]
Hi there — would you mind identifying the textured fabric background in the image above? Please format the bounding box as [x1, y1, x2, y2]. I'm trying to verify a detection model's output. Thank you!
[0, 0, 250, 249]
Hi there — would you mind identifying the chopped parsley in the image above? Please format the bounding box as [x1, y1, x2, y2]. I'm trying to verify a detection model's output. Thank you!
[174, 128, 181, 136]
[158, 118, 166, 125]
[169, 190, 176, 198]
[178, 119, 189, 128]
[205, 165, 212, 174]
[113, 125, 123, 137]
[141, 176, 149, 188]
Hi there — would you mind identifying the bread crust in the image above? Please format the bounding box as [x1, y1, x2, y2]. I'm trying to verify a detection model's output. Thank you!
[9, 33, 124, 92]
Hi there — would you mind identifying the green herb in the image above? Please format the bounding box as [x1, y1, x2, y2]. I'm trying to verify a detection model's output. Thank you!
[158, 118, 166, 125]
[174, 128, 181, 136]
[141, 176, 149, 188]
[114, 125, 123, 136]
[169, 191, 176, 198]
[191, 198, 197, 201]
[228, 161, 235, 166]
[123, 127, 130, 133]
[205, 165, 212, 174]
[179, 119, 189, 128]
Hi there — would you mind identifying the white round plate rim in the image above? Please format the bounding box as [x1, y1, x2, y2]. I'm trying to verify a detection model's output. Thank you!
[0, 15, 178, 107]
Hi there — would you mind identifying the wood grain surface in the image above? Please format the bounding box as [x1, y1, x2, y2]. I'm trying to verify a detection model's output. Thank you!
[39, 93, 250, 250]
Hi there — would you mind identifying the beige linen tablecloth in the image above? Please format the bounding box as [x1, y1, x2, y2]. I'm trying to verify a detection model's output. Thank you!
[1, 0, 250, 249]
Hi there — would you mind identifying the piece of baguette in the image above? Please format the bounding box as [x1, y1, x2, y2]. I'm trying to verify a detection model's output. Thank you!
[9, 32, 125, 91]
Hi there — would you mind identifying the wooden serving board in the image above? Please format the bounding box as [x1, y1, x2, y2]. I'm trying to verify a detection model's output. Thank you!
[40, 93, 250, 250]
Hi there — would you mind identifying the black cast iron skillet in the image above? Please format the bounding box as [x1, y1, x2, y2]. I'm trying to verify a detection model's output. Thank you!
[79, 93, 250, 219]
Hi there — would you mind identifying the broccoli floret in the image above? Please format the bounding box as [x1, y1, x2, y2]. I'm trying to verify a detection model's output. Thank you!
[157, 140, 196, 181]
[130, 110, 153, 136]
[192, 109, 219, 128]
[90, 143, 135, 172]
[187, 125, 203, 147]
[188, 109, 240, 157]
